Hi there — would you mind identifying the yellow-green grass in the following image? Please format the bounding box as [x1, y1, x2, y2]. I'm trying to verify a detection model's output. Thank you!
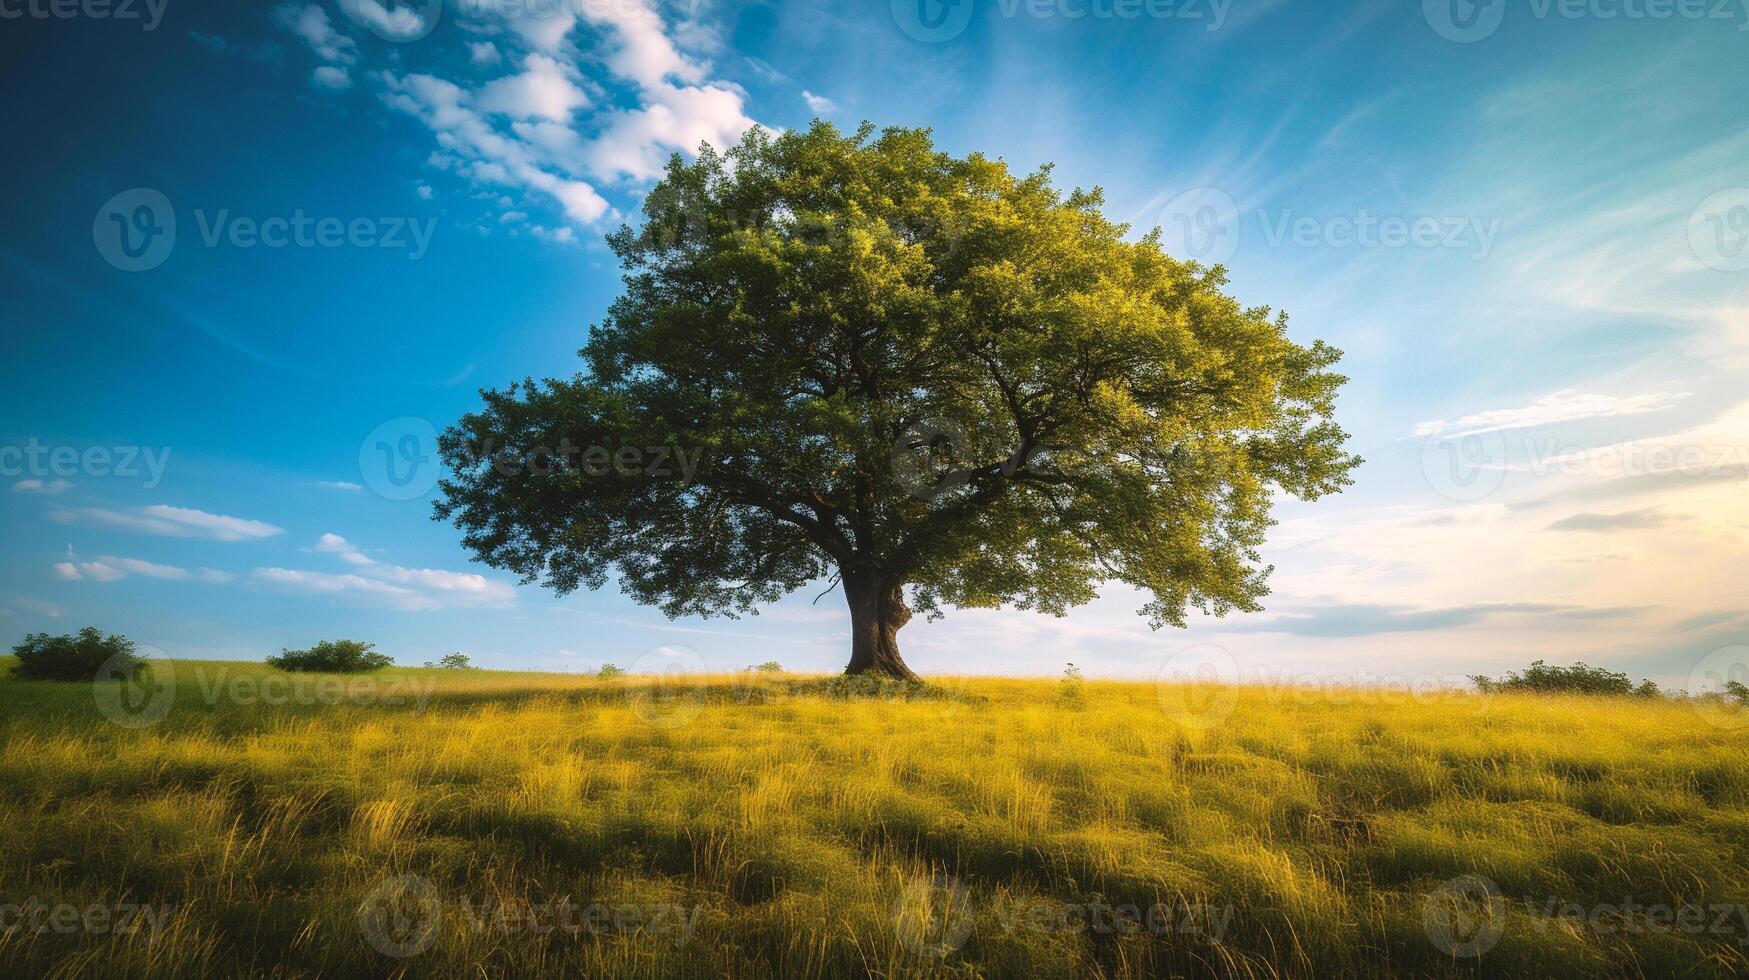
[2, 656, 1746, 978]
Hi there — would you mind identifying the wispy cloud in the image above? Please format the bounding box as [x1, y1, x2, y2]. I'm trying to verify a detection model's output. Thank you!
[49, 505, 283, 541]
[12, 478, 72, 495]
[1413, 390, 1692, 438]
[1545, 508, 1684, 532]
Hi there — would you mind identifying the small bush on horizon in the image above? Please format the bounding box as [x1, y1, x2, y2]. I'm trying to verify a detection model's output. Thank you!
[425, 653, 477, 669]
[266, 640, 391, 674]
[1059, 662, 1084, 700]
[1470, 659, 1654, 697]
[596, 663, 626, 679]
[751, 661, 783, 673]
[1726, 679, 1749, 705]
[9, 627, 143, 681]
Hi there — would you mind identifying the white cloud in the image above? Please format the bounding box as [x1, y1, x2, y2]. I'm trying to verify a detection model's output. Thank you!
[302, 479, 364, 491]
[584, 82, 757, 181]
[251, 567, 438, 611]
[48, 505, 282, 541]
[312, 65, 353, 91]
[1414, 390, 1693, 438]
[303, 533, 517, 607]
[528, 225, 576, 245]
[274, 3, 355, 64]
[310, 532, 374, 565]
[12, 478, 72, 495]
[415, 184, 434, 200]
[381, 71, 611, 225]
[338, 0, 434, 42]
[469, 41, 502, 66]
[802, 90, 836, 114]
[54, 554, 234, 584]
[477, 54, 587, 121]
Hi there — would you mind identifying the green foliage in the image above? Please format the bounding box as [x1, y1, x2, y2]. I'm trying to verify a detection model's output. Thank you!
[435, 121, 1360, 675]
[596, 663, 626, 679]
[425, 652, 477, 669]
[1726, 680, 1749, 706]
[266, 639, 392, 674]
[8, 627, 141, 682]
[751, 661, 784, 673]
[1472, 660, 1651, 697]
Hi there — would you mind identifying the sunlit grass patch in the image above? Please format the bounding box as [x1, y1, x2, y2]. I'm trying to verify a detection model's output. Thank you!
[2, 658, 1746, 977]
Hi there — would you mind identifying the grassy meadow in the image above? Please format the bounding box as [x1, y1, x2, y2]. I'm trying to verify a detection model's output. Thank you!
[2, 656, 1747, 978]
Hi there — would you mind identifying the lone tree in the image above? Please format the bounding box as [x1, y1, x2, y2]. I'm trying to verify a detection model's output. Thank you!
[435, 122, 1359, 680]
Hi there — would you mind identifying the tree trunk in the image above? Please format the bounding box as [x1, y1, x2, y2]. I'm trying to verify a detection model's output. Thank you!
[843, 574, 921, 681]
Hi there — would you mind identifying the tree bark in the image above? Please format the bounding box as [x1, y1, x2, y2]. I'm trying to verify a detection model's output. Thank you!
[842, 573, 921, 680]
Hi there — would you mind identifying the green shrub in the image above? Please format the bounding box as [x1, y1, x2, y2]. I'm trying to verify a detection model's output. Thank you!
[1471, 659, 1650, 697]
[266, 640, 392, 673]
[751, 661, 783, 673]
[1726, 680, 1749, 706]
[425, 653, 476, 669]
[9, 627, 143, 681]
[596, 663, 626, 678]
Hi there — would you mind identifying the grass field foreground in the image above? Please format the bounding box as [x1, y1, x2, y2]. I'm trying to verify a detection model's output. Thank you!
[2, 657, 1747, 978]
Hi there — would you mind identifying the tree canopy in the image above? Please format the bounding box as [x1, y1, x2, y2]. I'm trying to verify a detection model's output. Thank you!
[435, 121, 1360, 678]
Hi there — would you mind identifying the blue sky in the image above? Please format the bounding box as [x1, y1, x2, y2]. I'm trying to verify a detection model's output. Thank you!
[3, 0, 1747, 688]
